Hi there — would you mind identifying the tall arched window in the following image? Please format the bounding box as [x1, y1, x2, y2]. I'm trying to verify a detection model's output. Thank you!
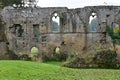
[89, 12, 98, 32]
[52, 12, 60, 32]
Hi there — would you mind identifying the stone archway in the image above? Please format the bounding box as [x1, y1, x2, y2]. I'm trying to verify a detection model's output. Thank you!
[89, 12, 98, 32]
[87, 11, 100, 46]
[51, 12, 60, 32]
[31, 46, 39, 55]
[30, 46, 40, 60]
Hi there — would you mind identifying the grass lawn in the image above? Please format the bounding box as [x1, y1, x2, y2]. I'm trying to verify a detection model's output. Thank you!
[0, 60, 120, 80]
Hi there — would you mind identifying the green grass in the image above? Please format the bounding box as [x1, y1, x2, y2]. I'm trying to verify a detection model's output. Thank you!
[44, 61, 61, 66]
[0, 60, 120, 80]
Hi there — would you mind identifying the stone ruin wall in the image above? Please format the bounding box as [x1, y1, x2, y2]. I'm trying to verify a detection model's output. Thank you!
[1, 6, 120, 55]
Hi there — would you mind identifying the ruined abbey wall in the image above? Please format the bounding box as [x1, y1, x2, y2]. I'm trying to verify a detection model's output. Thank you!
[1, 6, 120, 55]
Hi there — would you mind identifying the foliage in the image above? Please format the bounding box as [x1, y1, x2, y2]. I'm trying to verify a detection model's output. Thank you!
[56, 52, 68, 61]
[0, 0, 22, 8]
[0, 60, 120, 80]
[41, 52, 68, 62]
[0, 2, 3, 8]
[62, 57, 86, 68]
[93, 50, 120, 68]
[106, 26, 120, 45]
[41, 54, 51, 62]
[60, 13, 67, 25]
[62, 52, 86, 68]
[18, 54, 32, 61]
[63, 49, 120, 69]
[113, 26, 119, 35]
[0, 0, 38, 8]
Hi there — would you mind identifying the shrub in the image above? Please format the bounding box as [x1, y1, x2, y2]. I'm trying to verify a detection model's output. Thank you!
[63, 50, 120, 69]
[41, 54, 50, 62]
[93, 50, 120, 68]
[18, 54, 32, 61]
[62, 52, 86, 68]
[56, 52, 68, 61]
[62, 57, 85, 68]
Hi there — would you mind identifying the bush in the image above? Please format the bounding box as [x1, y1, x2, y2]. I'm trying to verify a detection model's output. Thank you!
[56, 53, 68, 61]
[18, 54, 32, 61]
[41, 54, 50, 62]
[63, 50, 120, 69]
[41, 52, 68, 62]
[93, 50, 120, 68]
[62, 57, 85, 68]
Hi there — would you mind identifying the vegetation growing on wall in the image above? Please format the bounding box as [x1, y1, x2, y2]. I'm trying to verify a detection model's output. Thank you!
[107, 25, 120, 45]
[60, 13, 67, 26]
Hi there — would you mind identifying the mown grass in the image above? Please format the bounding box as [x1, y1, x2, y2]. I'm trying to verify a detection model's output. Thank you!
[0, 60, 120, 80]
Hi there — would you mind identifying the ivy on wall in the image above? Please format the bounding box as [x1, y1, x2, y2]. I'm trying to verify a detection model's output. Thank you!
[107, 25, 120, 45]
[60, 13, 67, 25]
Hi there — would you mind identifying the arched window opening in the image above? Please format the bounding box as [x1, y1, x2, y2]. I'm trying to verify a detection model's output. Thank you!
[112, 22, 120, 36]
[87, 12, 99, 46]
[89, 12, 98, 32]
[31, 46, 39, 59]
[55, 46, 60, 54]
[52, 13, 60, 32]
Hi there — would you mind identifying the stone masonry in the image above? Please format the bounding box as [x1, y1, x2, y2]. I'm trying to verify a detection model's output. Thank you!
[1, 6, 120, 55]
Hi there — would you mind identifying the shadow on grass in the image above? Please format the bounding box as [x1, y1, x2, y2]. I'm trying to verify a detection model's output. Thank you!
[44, 61, 120, 70]
[44, 61, 61, 66]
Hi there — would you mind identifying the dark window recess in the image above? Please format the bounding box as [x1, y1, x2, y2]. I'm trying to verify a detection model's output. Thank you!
[106, 14, 110, 17]
[17, 27, 24, 37]
[10, 24, 23, 37]
[41, 36, 47, 42]
[33, 24, 40, 37]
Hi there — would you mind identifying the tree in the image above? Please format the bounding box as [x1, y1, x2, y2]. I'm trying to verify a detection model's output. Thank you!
[107, 26, 120, 46]
[0, 0, 23, 8]
[0, 2, 3, 8]
[0, 0, 38, 8]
